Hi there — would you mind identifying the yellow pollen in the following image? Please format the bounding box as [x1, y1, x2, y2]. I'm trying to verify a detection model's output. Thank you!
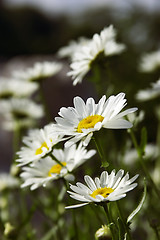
[35, 142, 49, 155]
[77, 115, 104, 133]
[90, 187, 114, 199]
[48, 162, 67, 176]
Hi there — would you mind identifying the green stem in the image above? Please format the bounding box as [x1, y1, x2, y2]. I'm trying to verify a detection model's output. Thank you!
[92, 137, 109, 167]
[102, 203, 116, 240]
[129, 129, 160, 199]
[116, 202, 132, 240]
[49, 153, 64, 168]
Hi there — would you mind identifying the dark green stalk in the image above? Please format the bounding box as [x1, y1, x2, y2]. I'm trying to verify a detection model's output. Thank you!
[102, 203, 116, 240]
[116, 201, 132, 240]
[129, 129, 160, 199]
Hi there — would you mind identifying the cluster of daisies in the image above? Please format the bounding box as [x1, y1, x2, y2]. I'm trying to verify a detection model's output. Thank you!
[3, 24, 160, 208]
[0, 61, 62, 130]
[16, 92, 139, 208]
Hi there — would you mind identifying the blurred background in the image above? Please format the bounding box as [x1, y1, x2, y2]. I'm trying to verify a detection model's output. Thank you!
[0, 0, 160, 170]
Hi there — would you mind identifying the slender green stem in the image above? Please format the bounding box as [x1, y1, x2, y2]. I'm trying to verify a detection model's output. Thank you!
[92, 137, 109, 167]
[129, 129, 160, 199]
[102, 203, 116, 240]
[116, 202, 132, 240]
[49, 153, 64, 167]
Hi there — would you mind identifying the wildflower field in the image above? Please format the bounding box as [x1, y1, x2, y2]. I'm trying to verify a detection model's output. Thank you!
[0, 5, 160, 240]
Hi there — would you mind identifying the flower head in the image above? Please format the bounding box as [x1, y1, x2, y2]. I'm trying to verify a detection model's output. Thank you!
[55, 93, 137, 147]
[13, 61, 62, 82]
[16, 124, 63, 166]
[0, 98, 44, 130]
[20, 143, 96, 190]
[65, 169, 139, 209]
[139, 50, 160, 72]
[136, 79, 160, 101]
[0, 77, 38, 99]
[0, 173, 19, 192]
[67, 25, 126, 85]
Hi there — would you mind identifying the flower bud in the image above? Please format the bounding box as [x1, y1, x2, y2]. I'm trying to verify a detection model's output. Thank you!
[95, 225, 112, 240]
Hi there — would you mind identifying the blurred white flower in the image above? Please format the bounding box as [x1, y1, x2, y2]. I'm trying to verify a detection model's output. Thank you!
[123, 144, 159, 165]
[127, 110, 145, 126]
[65, 169, 138, 209]
[139, 50, 160, 72]
[58, 37, 90, 59]
[13, 61, 62, 82]
[0, 98, 44, 130]
[0, 77, 38, 99]
[0, 173, 19, 192]
[136, 79, 160, 101]
[20, 143, 96, 190]
[54, 93, 137, 147]
[16, 124, 63, 166]
[67, 25, 126, 85]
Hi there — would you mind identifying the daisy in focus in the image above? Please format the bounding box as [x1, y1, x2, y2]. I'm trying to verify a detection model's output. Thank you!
[16, 124, 63, 166]
[54, 93, 137, 147]
[0, 77, 38, 99]
[67, 25, 126, 85]
[136, 79, 160, 101]
[13, 61, 62, 82]
[65, 169, 139, 209]
[20, 143, 96, 190]
[0, 98, 44, 130]
[139, 50, 160, 72]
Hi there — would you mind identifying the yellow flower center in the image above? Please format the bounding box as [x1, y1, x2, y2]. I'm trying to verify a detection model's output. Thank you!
[35, 142, 49, 155]
[90, 187, 114, 198]
[77, 115, 104, 133]
[48, 162, 67, 176]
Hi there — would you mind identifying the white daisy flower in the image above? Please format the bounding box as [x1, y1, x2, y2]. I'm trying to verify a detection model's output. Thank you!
[13, 61, 62, 82]
[67, 25, 126, 85]
[58, 37, 90, 59]
[65, 169, 139, 209]
[16, 124, 64, 166]
[123, 144, 159, 165]
[20, 143, 96, 190]
[54, 93, 137, 147]
[139, 50, 160, 72]
[136, 79, 160, 101]
[0, 173, 19, 192]
[0, 77, 38, 99]
[0, 98, 44, 130]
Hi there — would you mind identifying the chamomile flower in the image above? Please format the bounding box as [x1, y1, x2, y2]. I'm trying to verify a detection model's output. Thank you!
[58, 37, 90, 59]
[13, 61, 62, 82]
[0, 77, 38, 99]
[0, 173, 19, 192]
[136, 79, 160, 101]
[54, 93, 137, 147]
[139, 50, 160, 72]
[65, 169, 139, 209]
[0, 98, 44, 130]
[16, 124, 63, 166]
[20, 143, 96, 190]
[67, 25, 126, 85]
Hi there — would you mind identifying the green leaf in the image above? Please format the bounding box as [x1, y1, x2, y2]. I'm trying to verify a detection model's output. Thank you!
[139, 127, 147, 156]
[127, 178, 147, 223]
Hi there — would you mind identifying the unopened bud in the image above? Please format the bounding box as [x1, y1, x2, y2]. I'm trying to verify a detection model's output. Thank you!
[95, 225, 112, 240]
